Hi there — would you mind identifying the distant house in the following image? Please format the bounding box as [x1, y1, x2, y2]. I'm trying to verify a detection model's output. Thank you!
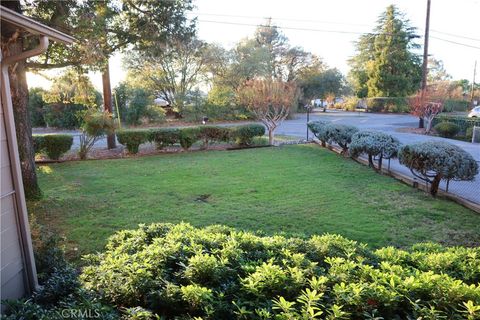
[1, 6, 74, 310]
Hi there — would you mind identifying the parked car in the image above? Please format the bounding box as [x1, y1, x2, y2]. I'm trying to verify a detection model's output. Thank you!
[468, 106, 480, 118]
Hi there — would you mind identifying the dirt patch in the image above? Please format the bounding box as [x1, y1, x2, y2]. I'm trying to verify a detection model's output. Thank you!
[395, 127, 429, 135]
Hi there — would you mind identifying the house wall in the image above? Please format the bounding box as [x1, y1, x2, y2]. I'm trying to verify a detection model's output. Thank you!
[0, 91, 29, 308]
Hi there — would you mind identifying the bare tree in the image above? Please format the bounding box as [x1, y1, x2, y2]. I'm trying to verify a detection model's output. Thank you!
[409, 89, 443, 133]
[237, 79, 297, 144]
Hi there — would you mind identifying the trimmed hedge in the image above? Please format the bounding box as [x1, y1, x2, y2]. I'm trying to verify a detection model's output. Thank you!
[179, 127, 200, 150]
[33, 134, 73, 160]
[197, 125, 231, 149]
[434, 121, 460, 138]
[117, 124, 265, 153]
[307, 120, 330, 146]
[230, 123, 265, 146]
[432, 114, 480, 136]
[324, 123, 359, 153]
[116, 130, 150, 154]
[149, 128, 180, 150]
[80, 223, 480, 319]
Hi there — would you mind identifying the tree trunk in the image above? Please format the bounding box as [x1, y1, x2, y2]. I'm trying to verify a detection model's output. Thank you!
[102, 60, 116, 149]
[368, 154, 374, 168]
[419, 117, 424, 129]
[268, 128, 274, 145]
[5, 32, 42, 199]
[430, 174, 441, 196]
[378, 155, 383, 171]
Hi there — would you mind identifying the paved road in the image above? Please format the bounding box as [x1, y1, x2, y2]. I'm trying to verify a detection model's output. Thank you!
[34, 111, 480, 204]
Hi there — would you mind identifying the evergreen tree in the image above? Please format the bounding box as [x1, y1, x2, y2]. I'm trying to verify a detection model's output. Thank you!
[349, 5, 421, 98]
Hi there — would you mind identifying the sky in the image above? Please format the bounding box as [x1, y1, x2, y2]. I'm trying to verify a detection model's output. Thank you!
[27, 0, 480, 91]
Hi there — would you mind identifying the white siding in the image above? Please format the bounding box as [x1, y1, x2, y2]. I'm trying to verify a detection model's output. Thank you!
[0, 93, 28, 305]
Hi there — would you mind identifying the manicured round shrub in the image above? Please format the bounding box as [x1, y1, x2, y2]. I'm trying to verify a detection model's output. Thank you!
[116, 130, 150, 154]
[434, 122, 460, 138]
[32, 134, 73, 160]
[149, 128, 180, 150]
[324, 123, 359, 153]
[399, 141, 478, 196]
[307, 120, 330, 146]
[350, 130, 400, 170]
[178, 127, 200, 150]
[81, 223, 480, 319]
[230, 123, 265, 146]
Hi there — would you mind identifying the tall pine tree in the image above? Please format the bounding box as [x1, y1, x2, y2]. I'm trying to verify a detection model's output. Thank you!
[349, 5, 421, 98]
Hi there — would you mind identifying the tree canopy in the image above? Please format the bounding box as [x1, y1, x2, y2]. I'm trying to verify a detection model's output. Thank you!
[349, 5, 422, 98]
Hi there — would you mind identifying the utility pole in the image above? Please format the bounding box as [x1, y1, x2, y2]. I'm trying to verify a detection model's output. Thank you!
[471, 60, 477, 107]
[419, 0, 431, 128]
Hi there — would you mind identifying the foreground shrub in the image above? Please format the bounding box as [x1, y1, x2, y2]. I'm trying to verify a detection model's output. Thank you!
[434, 121, 460, 138]
[307, 120, 330, 146]
[324, 123, 359, 153]
[399, 141, 478, 196]
[230, 123, 265, 146]
[350, 131, 400, 170]
[149, 128, 180, 150]
[117, 130, 150, 154]
[196, 125, 231, 149]
[81, 223, 480, 319]
[78, 110, 116, 160]
[32, 134, 73, 160]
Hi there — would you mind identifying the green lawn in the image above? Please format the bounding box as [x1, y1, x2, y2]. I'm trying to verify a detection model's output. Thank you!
[31, 144, 480, 258]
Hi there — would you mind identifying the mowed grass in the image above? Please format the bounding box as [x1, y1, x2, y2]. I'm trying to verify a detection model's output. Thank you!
[31, 144, 480, 257]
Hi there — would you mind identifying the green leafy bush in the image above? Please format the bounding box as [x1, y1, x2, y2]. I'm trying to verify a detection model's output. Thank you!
[179, 127, 200, 150]
[197, 126, 231, 149]
[117, 130, 150, 154]
[350, 131, 400, 170]
[230, 124, 265, 146]
[81, 223, 480, 319]
[324, 123, 359, 153]
[365, 97, 409, 113]
[342, 96, 359, 111]
[434, 121, 460, 138]
[33, 135, 45, 154]
[32, 134, 73, 160]
[28, 87, 47, 127]
[78, 110, 116, 160]
[399, 141, 478, 196]
[43, 103, 86, 129]
[149, 128, 180, 150]
[432, 114, 480, 135]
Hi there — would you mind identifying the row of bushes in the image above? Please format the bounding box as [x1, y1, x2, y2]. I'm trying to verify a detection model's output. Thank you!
[308, 121, 478, 196]
[434, 122, 477, 141]
[33, 134, 73, 160]
[117, 124, 266, 154]
[338, 97, 409, 113]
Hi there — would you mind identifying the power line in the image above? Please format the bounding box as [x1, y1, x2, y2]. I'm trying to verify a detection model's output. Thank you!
[430, 29, 480, 42]
[190, 12, 373, 28]
[196, 19, 389, 36]
[195, 19, 480, 50]
[191, 12, 480, 43]
[430, 36, 480, 50]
